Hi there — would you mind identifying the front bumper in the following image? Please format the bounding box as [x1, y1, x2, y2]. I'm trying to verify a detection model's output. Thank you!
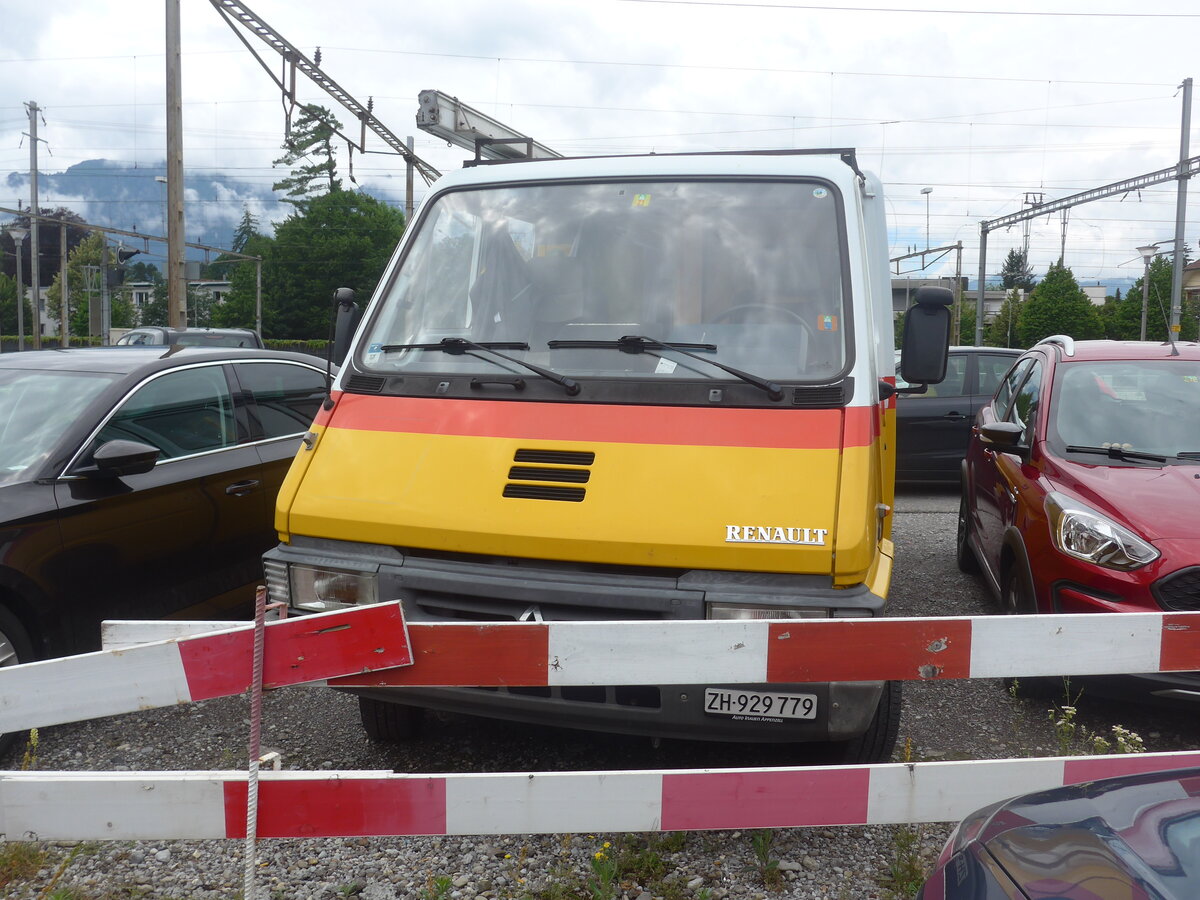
[265, 537, 888, 744]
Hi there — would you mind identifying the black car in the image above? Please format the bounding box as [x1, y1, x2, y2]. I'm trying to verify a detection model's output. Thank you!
[919, 765, 1200, 898]
[114, 326, 264, 348]
[0, 347, 329, 745]
[896, 346, 1021, 482]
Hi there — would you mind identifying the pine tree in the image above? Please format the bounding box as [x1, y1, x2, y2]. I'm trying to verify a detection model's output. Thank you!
[1016, 261, 1102, 346]
[272, 104, 344, 208]
[999, 248, 1036, 291]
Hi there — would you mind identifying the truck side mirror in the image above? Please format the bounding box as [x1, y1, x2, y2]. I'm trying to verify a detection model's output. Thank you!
[331, 287, 362, 367]
[898, 286, 953, 387]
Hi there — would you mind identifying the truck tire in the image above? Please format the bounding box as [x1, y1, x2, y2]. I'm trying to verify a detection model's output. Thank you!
[358, 696, 426, 742]
[830, 680, 902, 764]
[0, 604, 34, 756]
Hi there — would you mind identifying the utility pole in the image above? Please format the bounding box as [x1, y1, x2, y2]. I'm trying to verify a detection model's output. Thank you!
[25, 101, 42, 349]
[165, 0, 187, 328]
[1170, 77, 1192, 343]
[60, 216, 69, 347]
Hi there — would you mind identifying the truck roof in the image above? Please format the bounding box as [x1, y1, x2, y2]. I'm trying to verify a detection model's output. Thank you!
[430, 149, 870, 191]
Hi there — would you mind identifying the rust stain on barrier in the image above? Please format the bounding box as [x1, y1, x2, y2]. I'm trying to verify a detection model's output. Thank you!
[731, 642, 745, 651]
[926, 638, 949, 653]
[918, 664, 943, 679]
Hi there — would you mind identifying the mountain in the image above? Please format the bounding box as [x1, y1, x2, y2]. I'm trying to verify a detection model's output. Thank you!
[4, 159, 291, 263]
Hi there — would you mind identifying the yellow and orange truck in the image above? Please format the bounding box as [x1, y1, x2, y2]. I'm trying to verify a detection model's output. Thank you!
[264, 149, 951, 763]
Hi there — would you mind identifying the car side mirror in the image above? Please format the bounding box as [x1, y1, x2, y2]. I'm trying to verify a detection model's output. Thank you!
[979, 421, 1026, 454]
[897, 286, 953, 391]
[78, 439, 161, 478]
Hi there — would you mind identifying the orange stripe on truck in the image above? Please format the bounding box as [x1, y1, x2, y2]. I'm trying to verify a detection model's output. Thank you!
[319, 393, 875, 450]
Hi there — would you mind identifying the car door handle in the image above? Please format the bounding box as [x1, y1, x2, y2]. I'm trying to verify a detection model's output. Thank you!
[943, 412, 967, 420]
[225, 479, 260, 496]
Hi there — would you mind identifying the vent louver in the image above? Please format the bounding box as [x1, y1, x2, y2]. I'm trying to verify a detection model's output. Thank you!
[344, 374, 386, 393]
[504, 448, 594, 502]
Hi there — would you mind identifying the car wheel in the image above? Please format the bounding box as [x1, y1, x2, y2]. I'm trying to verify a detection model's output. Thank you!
[358, 696, 426, 742]
[956, 493, 981, 575]
[828, 681, 902, 764]
[0, 605, 34, 757]
[1002, 565, 1035, 615]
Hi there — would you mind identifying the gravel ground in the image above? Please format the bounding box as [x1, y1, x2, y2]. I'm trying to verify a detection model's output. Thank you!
[3, 487, 1199, 899]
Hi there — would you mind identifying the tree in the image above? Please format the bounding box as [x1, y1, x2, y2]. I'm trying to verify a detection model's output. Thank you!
[272, 104, 343, 208]
[985, 289, 1024, 348]
[1, 207, 90, 283]
[46, 233, 137, 337]
[222, 190, 405, 338]
[231, 206, 262, 253]
[952, 298, 976, 346]
[0, 272, 32, 337]
[999, 248, 1036, 291]
[1016, 262, 1102, 346]
[1102, 254, 1199, 342]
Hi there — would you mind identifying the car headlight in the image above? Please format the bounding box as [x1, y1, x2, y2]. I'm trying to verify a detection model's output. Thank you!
[288, 564, 379, 612]
[1045, 492, 1159, 571]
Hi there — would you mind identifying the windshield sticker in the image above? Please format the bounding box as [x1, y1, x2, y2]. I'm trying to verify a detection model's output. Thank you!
[812, 187, 829, 199]
[366, 342, 383, 364]
[632, 193, 652, 207]
[726, 526, 828, 546]
[654, 357, 678, 375]
[818, 315, 838, 332]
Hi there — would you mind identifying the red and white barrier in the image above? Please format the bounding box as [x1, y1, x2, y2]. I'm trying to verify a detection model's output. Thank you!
[3, 609, 1198, 846]
[4, 751, 1200, 841]
[102, 610, 1200, 688]
[0, 603, 412, 733]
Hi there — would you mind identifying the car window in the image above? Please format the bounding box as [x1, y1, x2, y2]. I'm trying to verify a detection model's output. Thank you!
[1006, 359, 1043, 444]
[900, 353, 967, 398]
[977, 354, 1018, 396]
[96, 366, 238, 460]
[234, 362, 326, 439]
[992, 357, 1032, 419]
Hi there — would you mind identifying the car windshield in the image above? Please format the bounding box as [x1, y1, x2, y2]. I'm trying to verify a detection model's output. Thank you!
[1052, 359, 1200, 461]
[0, 368, 119, 485]
[360, 179, 849, 383]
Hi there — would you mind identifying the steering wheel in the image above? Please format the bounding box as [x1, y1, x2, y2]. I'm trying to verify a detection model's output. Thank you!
[711, 303, 807, 325]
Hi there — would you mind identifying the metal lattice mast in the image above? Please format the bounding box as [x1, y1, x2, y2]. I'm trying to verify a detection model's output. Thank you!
[208, 0, 441, 185]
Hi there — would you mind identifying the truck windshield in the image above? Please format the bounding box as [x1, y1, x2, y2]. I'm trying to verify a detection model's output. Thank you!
[360, 179, 849, 383]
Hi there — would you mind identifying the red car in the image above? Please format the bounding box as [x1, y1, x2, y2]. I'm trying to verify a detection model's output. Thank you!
[959, 336, 1200, 701]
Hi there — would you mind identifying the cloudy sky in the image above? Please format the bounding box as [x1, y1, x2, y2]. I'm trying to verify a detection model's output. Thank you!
[2, 0, 1198, 285]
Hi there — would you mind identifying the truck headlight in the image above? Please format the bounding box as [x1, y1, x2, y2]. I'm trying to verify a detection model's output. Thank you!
[289, 564, 379, 612]
[706, 603, 830, 620]
[1045, 492, 1158, 571]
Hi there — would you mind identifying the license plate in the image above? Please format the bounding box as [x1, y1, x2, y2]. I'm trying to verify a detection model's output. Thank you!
[703, 688, 817, 720]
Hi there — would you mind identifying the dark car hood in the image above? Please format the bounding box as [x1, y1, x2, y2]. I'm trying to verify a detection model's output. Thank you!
[978, 768, 1200, 899]
[1047, 457, 1200, 541]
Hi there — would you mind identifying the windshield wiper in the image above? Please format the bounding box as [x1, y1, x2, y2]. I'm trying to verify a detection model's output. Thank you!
[1065, 444, 1168, 464]
[1176, 451, 1200, 459]
[380, 337, 580, 396]
[546, 334, 784, 401]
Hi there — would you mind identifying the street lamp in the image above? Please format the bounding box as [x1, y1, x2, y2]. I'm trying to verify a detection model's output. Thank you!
[6, 225, 28, 351]
[920, 187, 933, 250]
[1136, 244, 1158, 341]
